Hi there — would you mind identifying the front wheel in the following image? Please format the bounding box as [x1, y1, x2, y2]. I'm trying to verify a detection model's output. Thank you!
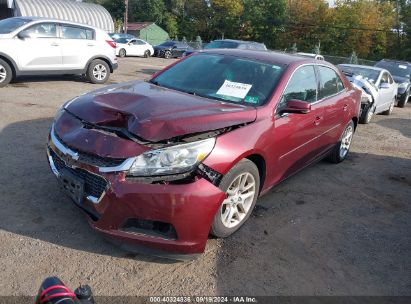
[144, 50, 151, 58]
[86, 59, 110, 84]
[164, 50, 172, 59]
[327, 120, 355, 164]
[0, 59, 12, 88]
[211, 159, 260, 238]
[397, 92, 409, 108]
[382, 99, 395, 115]
[359, 104, 374, 124]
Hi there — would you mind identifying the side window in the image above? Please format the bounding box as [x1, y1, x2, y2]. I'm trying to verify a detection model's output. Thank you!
[22, 23, 57, 38]
[318, 66, 344, 99]
[381, 72, 389, 84]
[279, 65, 318, 109]
[387, 73, 393, 84]
[135, 40, 146, 45]
[61, 25, 94, 40]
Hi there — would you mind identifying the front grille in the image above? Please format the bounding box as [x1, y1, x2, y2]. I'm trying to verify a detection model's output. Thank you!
[53, 129, 126, 168]
[50, 149, 108, 199]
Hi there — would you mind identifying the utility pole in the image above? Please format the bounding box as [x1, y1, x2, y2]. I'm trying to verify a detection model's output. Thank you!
[124, 0, 129, 34]
[396, 0, 401, 59]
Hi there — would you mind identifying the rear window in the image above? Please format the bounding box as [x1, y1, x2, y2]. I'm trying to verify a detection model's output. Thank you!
[0, 18, 31, 34]
[205, 41, 239, 49]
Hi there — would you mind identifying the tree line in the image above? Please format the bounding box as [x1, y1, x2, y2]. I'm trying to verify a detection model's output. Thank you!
[86, 0, 411, 61]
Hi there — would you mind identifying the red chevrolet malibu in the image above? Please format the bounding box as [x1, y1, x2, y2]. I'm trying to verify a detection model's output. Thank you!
[47, 50, 361, 259]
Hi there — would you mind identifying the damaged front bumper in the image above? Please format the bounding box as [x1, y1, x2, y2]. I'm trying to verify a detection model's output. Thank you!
[47, 126, 226, 259]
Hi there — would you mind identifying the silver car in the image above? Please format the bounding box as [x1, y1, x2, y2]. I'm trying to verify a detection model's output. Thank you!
[339, 64, 398, 123]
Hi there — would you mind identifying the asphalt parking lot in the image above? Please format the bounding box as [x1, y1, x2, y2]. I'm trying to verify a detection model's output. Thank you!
[0, 57, 410, 296]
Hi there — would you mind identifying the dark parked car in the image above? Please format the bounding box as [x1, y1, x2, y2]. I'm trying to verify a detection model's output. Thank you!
[183, 39, 267, 57]
[47, 50, 361, 259]
[375, 59, 411, 107]
[153, 41, 192, 59]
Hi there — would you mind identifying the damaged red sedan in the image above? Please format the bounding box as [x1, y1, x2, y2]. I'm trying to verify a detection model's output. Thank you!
[47, 50, 361, 259]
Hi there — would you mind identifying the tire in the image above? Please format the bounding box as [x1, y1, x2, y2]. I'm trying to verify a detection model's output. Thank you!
[359, 104, 374, 124]
[327, 120, 355, 164]
[144, 50, 150, 58]
[210, 159, 260, 238]
[0, 59, 12, 88]
[164, 50, 172, 59]
[397, 91, 409, 108]
[118, 49, 126, 58]
[382, 98, 395, 115]
[86, 59, 110, 84]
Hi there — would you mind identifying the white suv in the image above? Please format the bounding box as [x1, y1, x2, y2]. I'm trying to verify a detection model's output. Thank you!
[0, 17, 118, 87]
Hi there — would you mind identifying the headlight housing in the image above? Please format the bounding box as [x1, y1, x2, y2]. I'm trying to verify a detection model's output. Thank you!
[129, 138, 216, 176]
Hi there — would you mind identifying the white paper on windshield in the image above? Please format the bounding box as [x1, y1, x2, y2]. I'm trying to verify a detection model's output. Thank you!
[217, 80, 252, 99]
[399, 65, 407, 69]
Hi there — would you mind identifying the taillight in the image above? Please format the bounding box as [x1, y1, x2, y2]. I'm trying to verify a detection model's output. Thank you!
[106, 40, 116, 48]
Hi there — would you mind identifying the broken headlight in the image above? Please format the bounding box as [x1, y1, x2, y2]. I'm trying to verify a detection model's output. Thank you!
[128, 138, 216, 176]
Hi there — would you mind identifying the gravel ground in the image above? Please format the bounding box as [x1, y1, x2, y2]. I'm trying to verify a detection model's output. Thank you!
[0, 57, 410, 296]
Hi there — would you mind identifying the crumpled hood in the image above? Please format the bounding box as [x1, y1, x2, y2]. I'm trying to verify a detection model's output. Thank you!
[65, 81, 257, 142]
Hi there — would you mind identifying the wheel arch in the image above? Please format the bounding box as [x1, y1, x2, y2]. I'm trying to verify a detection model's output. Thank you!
[0, 53, 18, 78]
[245, 154, 266, 195]
[84, 56, 114, 73]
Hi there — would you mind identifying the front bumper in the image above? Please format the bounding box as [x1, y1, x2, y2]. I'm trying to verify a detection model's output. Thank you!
[46, 129, 225, 258]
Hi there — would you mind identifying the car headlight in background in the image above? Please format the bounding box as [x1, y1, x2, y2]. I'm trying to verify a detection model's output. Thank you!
[398, 82, 408, 89]
[129, 138, 216, 176]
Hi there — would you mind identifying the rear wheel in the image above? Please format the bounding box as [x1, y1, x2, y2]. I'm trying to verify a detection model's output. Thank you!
[144, 50, 150, 58]
[327, 121, 355, 164]
[118, 49, 126, 58]
[397, 92, 409, 108]
[87, 59, 110, 84]
[211, 159, 260, 238]
[0, 59, 12, 88]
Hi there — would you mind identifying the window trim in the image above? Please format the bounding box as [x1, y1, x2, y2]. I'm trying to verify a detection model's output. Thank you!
[19, 22, 59, 39]
[59, 23, 96, 40]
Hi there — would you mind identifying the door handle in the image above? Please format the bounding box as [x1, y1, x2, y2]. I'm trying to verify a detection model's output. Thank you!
[87, 43, 95, 47]
[50, 42, 59, 46]
[343, 104, 348, 111]
[314, 116, 322, 126]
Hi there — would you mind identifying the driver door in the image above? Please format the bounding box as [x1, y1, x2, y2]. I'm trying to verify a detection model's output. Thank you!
[15, 22, 63, 71]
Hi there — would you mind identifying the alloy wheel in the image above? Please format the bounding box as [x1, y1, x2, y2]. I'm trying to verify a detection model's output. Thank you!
[0, 64, 6, 83]
[92, 64, 107, 81]
[220, 172, 256, 229]
[339, 125, 354, 159]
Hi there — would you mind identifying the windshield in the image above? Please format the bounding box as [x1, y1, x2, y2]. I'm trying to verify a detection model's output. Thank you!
[205, 41, 239, 49]
[151, 53, 284, 106]
[0, 18, 31, 34]
[375, 62, 410, 78]
[339, 65, 380, 83]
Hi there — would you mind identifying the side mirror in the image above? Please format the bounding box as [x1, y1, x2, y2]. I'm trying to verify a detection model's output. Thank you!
[282, 99, 311, 114]
[17, 31, 30, 39]
[379, 82, 390, 89]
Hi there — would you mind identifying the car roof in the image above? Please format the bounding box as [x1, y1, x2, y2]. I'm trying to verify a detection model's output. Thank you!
[201, 49, 327, 66]
[377, 59, 411, 65]
[8, 16, 101, 31]
[339, 64, 385, 72]
[212, 39, 264, 45]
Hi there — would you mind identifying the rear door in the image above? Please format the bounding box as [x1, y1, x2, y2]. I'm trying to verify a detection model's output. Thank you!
[316, 65, 348, 149]
[273, 65, 326, 180]
[15, 22, 63, 71]
[60, 24, 95, 70]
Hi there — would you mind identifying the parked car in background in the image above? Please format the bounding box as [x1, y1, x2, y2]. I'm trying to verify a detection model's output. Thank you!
[109, 33, 136, 41]
[47, 49, 361, 258]
[183, 39, 267, 57]
[338, 64, 397, 120]
[375, 59, 411, 108]
[297, 52, 324, 61]
[153, 41, 193, 59]
[0, 17, 118, 86]
[115, 38, 154, 58]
